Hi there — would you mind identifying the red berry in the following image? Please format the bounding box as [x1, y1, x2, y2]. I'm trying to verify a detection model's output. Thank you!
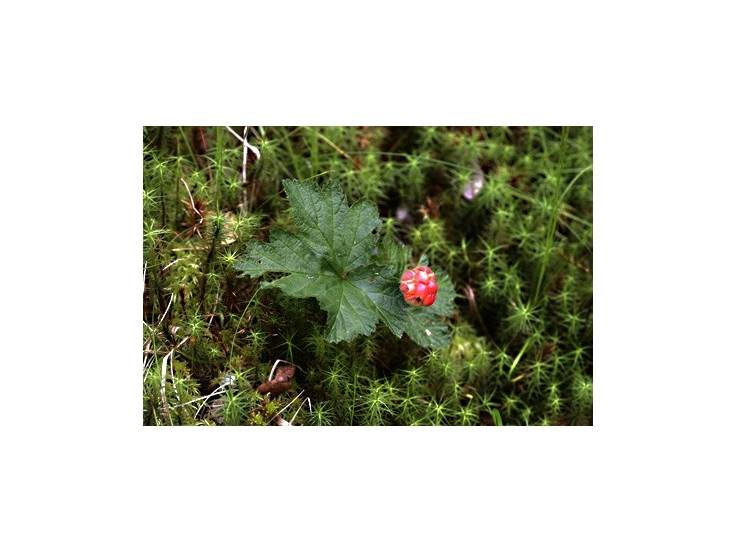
[400, 264, 438, 307]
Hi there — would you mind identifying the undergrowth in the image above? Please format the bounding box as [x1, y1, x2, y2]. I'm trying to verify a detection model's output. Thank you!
[143, 126, 593, 425]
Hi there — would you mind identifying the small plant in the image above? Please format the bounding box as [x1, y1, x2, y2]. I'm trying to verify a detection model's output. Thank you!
[235, 180, 457, 348]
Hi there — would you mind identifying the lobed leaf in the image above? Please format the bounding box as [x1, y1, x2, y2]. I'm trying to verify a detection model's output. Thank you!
[234, 230, 324, 277]
[283, 180, 381, 273]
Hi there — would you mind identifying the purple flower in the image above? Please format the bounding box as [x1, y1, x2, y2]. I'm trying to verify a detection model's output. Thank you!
[462, 170, 484, 201]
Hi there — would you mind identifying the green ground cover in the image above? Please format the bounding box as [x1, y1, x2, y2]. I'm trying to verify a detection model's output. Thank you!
[143, 126, 593, 425]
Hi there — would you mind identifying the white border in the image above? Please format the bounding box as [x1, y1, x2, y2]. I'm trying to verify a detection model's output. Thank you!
[3, 2, 736, 551]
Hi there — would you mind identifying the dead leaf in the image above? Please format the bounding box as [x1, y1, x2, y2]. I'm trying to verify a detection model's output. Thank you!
[257, 363, 296, 395]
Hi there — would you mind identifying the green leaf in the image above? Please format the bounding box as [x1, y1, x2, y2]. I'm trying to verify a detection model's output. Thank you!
[262, 265, 403, 342]
[234, 230, 325, 277]
[235, 180, 456, 346]
[283, 180, 380, 273]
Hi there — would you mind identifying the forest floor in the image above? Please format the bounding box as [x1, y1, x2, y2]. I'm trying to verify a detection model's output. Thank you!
[143, 126, 593, 426]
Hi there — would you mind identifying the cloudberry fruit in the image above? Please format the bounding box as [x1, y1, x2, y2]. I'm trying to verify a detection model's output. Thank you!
[400, 265, 438, 307]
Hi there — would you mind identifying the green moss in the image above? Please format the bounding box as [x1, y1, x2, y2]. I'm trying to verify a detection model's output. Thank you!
[143, 126, 593, 425]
